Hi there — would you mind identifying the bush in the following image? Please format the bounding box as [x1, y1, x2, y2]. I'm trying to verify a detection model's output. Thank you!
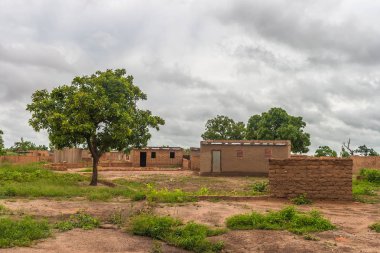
[369, 222, 380, 233]
[226, 206, 335, 235]
[291, 194, 313, 205]
[55, 212, 100, 232]
[251, 181, 268, 193]
[0, 217, 51, 248]
[130, 214, 225, 253]
[360, 169, 380, 184]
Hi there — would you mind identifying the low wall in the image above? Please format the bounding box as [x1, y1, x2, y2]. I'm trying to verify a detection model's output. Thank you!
[352, 156, 380, 174]
[0, 156, 52, 164]
[46, 161, 132, 170]
[269, 158, 353, 201]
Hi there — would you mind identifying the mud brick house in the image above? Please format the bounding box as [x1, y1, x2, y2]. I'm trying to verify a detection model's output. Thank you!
[130, 147, 183, 167]
[200, 140, 291, 176]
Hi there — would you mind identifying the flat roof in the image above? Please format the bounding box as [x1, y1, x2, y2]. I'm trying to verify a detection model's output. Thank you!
[201, 140, 290, 146]
[133, 147, 183, 151]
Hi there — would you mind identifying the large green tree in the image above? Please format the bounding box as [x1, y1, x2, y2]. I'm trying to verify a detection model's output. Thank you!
[201, 115, 246, 140]
[355, 145, 378, 156]
[27, 69, 164, 185]
[0, 129, 5, 155]
[246, 108, 311, 153]
[314, 146, 337, 157]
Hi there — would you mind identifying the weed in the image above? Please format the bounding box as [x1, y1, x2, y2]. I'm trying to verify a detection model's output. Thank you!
[197, 187, 210, 196]
[251, 181, 268, 193]
[303, 233, 319, 241]
[369, 222, 380, 232]
[360, 169, 380, 184]
[150, 240, 163, 253]
[130, 214, 225, 253]
[108, 209, 127, 228]
[291, 194, 313, 205]
[0, 217, 51, 248]
[132, 192, 146, 201]
[55, 212, 100, 232]
[226, 206, 335, 235]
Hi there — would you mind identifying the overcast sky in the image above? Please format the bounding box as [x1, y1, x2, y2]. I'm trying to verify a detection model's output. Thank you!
[1, 0, 380, 153]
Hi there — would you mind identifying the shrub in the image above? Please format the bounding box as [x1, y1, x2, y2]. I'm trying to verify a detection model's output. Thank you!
[360, 169, 380, 184]
[130, 214, 225, 253]
[226, 206, 335, 235]
[251, 181, 268, 193]
[55, 212, 100, 232]
[369, 222, 380, 233]
[0, 217, 51, 248]
[291, 194, 313, 205]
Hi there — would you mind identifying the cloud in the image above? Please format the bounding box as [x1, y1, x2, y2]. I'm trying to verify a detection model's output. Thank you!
[0, 0, 379, 154]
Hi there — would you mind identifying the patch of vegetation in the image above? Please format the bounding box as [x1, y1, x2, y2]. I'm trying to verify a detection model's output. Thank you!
[145, 184, 197, 203]
[55, 212, 100, 232]
[130, 214, 225, 253]
[0, 217, 51, 248]
[0, 163, 146, 201]
[226, 206, 335, 235]
[303, 233, 319, 241]
[108, 209, 127, 228]
[291, 194, 313, 205]
[79, 168, 92, 172]
[360, 169, 380, 184]
[353, 169, 380, 203]
[369, 222, 380, 233]
[251, 181, 268, 193]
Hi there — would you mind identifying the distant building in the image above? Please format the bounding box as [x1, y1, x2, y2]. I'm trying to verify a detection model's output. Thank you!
[130, 147, 183, 167]
[200, 140, 291, 176]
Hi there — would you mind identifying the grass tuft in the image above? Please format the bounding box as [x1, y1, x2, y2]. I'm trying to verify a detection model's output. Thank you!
[0, 217, 51, 248]
[291, 194, 313, 205]
[130, 214, 225, 253]
[369, 222, 380, 233]
[55, 212, 100, 232]
[226, 206, 335, 235]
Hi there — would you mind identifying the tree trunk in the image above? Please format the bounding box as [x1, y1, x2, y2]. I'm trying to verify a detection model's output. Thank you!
[90, 155, 99, 186]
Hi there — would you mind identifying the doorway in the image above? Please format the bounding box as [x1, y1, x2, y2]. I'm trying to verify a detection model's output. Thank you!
[140, 152, 147, 167]
[212, 150, 221, 172]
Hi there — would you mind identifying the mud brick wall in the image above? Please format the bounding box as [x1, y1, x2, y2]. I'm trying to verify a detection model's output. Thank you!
[351, 156, 380, 174]
[190, 148, 200, 171]
[269, 158, 353, 200]
[182, 158, 190, 170]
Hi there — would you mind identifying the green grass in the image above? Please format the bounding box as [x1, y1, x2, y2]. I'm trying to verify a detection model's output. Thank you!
[226, 206, 335, 235]
[0, 217, 51, 248]
[130, 214, 225, 253]
[251, 181, 268, 193]
[291, 194, 313, 205]
[353, 169, 380, 203]
[369, 222, 380, 233]
[55, 212, 100, 231]
[0, 163, 146, 201]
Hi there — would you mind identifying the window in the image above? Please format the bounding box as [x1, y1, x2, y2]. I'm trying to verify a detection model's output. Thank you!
[170, 151, 175, 158]
[237, 150, 243, 158]
[151, 152, 156, 159]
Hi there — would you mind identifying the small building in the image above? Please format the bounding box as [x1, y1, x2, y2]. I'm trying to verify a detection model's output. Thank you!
[200, 140, 291, 176]
[54, 148, 83, 163]
[190, 147, 200, 171]
[130, 147, 183, 167]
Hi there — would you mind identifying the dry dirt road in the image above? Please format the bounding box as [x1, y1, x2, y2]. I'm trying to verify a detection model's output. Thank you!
[0, 198, 379, 253]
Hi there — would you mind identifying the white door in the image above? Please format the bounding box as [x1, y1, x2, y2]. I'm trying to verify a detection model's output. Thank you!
[212, 151, 221, 172]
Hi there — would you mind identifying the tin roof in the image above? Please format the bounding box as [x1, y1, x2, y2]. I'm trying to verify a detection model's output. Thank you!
[200, 140, 290, 146]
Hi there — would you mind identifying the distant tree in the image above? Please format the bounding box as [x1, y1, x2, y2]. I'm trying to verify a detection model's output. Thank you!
[355, 145, 379, 156]
[10, 137, 48, 152]
[246, 107, 311, 153]
[342, 138, 355, 156]
[201, 115, 246, 140]
[27, 69, 164, 186]
[0, 129, 5, 155]
[340, 147, 350, 158]
[314, 146, 337, 157]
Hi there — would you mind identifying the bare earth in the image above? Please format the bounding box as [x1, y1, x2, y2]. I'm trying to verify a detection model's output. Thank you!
[1, 170, 379, 253]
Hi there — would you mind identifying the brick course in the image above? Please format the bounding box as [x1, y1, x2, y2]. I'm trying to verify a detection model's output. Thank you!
[269, 157, 353, 200]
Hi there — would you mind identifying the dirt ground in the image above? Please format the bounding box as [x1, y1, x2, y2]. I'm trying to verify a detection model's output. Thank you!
[1, 197, 379, 253]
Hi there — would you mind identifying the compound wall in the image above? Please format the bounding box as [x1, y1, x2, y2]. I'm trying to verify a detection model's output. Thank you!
[269, 158, 353, 200]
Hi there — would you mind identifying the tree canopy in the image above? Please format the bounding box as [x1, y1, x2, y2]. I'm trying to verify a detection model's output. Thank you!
[246, 108, 311, 153]
[27, 69, 164, 185]
[341, 139, 378, 157]
[201, 115, 246, 140]
[314, 146, 337, 157]
[355, 145, 378, 156]
[0, 129, 5, 155]
[10, 137, 48, 152]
